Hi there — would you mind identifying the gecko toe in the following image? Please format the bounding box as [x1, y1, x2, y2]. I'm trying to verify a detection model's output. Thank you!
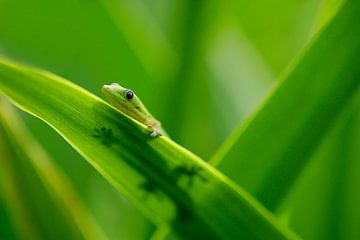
[150, 131, 157, 138]
[150, 129, 163, 138]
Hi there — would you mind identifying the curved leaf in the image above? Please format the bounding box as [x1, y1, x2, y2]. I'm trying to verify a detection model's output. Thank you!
[211, 0, 360, 210]
[0, 58, 298, 239]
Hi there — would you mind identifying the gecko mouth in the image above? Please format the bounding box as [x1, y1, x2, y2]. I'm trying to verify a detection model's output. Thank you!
[101, 84, 111, 93]
[101, 85, 118, 98]
[101, 85, 117, 102]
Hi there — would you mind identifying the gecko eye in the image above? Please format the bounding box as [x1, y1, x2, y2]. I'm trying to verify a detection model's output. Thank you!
[125, 89, 134, 100]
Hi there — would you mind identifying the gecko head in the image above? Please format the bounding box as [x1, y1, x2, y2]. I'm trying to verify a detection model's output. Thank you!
[102, 83, 144, 115]
[102, 83, 134, 102]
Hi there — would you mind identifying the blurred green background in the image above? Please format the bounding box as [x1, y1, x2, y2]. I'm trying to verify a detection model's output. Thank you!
[2, 0, 359, 239]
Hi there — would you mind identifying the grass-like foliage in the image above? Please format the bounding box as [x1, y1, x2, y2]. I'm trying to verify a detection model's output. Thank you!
[0, 0, 360, 239]
[0, 59, 297, 239]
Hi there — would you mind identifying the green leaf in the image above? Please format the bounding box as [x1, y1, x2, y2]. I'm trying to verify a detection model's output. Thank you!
[97, 0, 178, 79]
[0, 197, 18, 240]
[0, 100, 107, 240]
[286, 93, 360, 239]
[0, 58, 298, 239]
[211, 0, 360, 210]
[229, 0, 324, 73]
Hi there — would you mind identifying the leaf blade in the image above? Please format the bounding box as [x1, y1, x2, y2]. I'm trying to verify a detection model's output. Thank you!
[211, 0, 360, 210]
[0, 58, 298, 239]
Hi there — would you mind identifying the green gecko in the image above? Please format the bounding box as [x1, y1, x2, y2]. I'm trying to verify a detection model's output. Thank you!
[102, 83, 166, 137]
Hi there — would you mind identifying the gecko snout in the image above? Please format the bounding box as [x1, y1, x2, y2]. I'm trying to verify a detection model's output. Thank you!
[101, 85, 110, 93]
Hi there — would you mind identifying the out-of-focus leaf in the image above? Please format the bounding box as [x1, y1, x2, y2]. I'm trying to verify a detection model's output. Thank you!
[0, 59, 298, 239]
[97, 0, 178, 80]
[0, 100, 107, 240]
[230, 0, 324, 73]
[0, 170, 18, 240]
[161, 0, 322, 159]
[283, 92, 360, 240]
[206, 18, 274, 143]
[312, 0, 345, 32]
[211, 0, 360, 210]
[0, 0, 148, 84]
[163, 1, 274, 159]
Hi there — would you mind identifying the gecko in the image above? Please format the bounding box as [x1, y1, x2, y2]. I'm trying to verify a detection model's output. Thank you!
[102, 83, 166, 137]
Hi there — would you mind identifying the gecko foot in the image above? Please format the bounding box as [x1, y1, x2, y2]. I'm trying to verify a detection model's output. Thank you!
[148, 126, 163, 138]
